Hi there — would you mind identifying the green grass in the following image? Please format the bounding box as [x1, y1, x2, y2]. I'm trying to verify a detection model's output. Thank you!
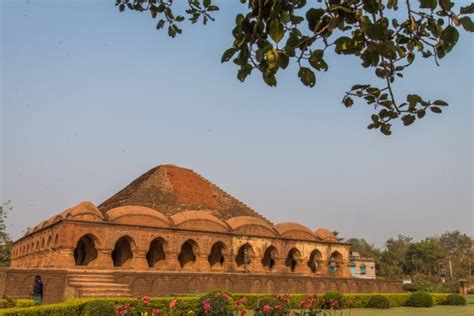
[343, 305, 474, 316]
[465, 295, 474, 305]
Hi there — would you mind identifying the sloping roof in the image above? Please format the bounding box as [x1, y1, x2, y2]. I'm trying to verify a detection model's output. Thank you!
[98, 164, 272, 224]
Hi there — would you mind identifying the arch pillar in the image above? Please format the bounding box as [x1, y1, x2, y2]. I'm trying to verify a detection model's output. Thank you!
[195, 255, 211, 272]
[273, 258, 287, 273]
[91, 249, 114, 268]
[165, 251, 181, 270]
[55, 247, 76, 268]
[130, 250, 149, 270]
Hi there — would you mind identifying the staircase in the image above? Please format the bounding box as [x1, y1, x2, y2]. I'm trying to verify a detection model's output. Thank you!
[67, 273, 132, 298]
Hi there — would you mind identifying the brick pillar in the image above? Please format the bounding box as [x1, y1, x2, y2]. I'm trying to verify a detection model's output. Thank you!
[320, 260, 329, 275]
[55, 248, 76, 268]
[91, 249, 114, 269]
[223, 254, 237, 272]
[130, 250, 149, 270]
[165, 251, 181, 270]
[195, 255, 210, 272]
[274, 258, 287, 273]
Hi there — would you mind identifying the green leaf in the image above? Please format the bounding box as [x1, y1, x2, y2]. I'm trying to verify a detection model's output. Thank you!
[306, 8, 324, 32]
[278, 53, 289, 69]
[380, 124, 392, 136]
[298, 67, 316, 87]
[269, 20, 284, 43]
[430, 106, 442, 113]
[441, 25, 459, 53]
[237, 64, 253, 82]
[203, 0, 211, 8]
[334, 37, 353, 54]
[401, 114, 416, 126]
[420, 0, 437, 10]
[460, 16, 474, 32]
[308, 50, 328, 71]
[343, 96, 354, 107]
[433, 100, 448, 106]
[221, 48, 237, 63]
[460, 4, 474, 15]
[263, 72, 277, 87]
[417, 109, 426, 119]
[119, 3, 125, 12]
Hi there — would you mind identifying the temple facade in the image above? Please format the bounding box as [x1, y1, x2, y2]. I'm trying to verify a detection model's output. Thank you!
[2, 165, 401, 302]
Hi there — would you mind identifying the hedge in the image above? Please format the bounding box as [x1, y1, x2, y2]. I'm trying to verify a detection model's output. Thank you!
[0, 292, 455, 315]
[0, 299, 35, 309]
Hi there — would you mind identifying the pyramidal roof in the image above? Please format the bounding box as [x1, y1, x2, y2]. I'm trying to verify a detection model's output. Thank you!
[98, 164, 272, 224]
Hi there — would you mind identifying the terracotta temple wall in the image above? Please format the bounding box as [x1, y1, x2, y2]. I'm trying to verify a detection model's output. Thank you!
[0, 268, 403, 304]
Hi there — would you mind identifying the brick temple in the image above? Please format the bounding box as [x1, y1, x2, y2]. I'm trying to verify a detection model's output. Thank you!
[1, 165, 401, 302]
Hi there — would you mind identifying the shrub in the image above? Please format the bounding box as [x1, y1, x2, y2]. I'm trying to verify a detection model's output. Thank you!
[366, 295, 390, 309]
[444, 294, 466, 306]
[197, 291, 233, 316]
[82, 300, 116, 316]
[321, 292, 344, 309]
[405, 292, 433, 307]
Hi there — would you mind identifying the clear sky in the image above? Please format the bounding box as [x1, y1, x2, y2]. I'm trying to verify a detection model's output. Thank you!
[1, 0, 472, 247]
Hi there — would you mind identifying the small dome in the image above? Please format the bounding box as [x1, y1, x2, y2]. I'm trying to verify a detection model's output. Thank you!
[314, 228, 338, 242]
[106, 205, 171, 228]
[61, 201, 104, 222]
[171, 210, 230, 232]
[275, 222, 315, 241]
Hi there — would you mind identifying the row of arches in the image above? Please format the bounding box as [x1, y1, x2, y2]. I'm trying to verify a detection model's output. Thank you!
[73, 234, 345, 274]
[12, 233, 60, 258]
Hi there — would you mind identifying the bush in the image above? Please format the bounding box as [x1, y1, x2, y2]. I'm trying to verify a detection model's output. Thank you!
[81, 300, 116, 316]
[366, 295, 390, 309]
[321, 292, 344, 309]
[444, 294, 466, 306]
[405, 292, 433, 307]
[197, 291, 233, 316]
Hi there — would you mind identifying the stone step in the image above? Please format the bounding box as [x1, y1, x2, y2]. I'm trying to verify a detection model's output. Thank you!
[68, 282, 130, 288]
[68, 276, 116, 282]
[79, 288, 132, 296]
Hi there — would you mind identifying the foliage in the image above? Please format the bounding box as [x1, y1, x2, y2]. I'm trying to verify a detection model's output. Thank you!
[0, 298, 35, 309]
[366, 295, 390, 309]
[321, 292, 344, 309]
[405, 240, 444, 276]
[81, 300, 116, 315]
[443, 294, 466, 306]
[0, 201, 13, 267]
[405, 291, 433, 307]
[0, 293, 455, 315]
[197, 291, 233, 315]
[115, 0, 474, 135]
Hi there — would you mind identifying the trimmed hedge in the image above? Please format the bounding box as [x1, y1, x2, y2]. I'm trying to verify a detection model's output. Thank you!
[405, 291, 433, 307]
[366, 295, 390, 309]
[0, 292, 456, 315]
[444, 294, 466, 306]
[0, 299, 35, 309]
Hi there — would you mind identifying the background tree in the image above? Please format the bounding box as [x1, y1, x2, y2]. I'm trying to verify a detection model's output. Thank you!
[378, 234, 412, 278]
[0, 201, 13, 267]
[437, 230, 473, 280]
[405, 239, 444, 276]
[115, 0, 474, 135]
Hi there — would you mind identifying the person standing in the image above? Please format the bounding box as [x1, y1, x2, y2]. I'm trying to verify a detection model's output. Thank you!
[32, 275, 43, 305]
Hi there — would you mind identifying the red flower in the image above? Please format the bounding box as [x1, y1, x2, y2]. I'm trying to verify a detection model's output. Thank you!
[124, 303, 130, 310]
[203, 299, 212, 314]
[169, 299, 177, 310]
[330, 299, 340, 309]
[116, 305, 124, 314]
[240, 310, 247, 316]
[152, 309, 161, 316]
[143, 296, 151, 305]
[262, 304, 273, 313]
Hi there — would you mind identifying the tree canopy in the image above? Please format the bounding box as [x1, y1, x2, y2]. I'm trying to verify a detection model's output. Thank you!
[115, 0, 473, 135]
[0, 201, 13, 267]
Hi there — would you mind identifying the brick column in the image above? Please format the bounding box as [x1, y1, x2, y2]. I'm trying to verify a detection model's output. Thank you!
[130, 250, 149, 270]
[195, 255, 211, 272]
[54, 248, 76, 268]
[91, 249, 114, 268]
[164, 251, 181, 270]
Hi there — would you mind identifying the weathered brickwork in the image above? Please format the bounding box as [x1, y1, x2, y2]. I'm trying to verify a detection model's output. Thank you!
[4, 165, 402, 301]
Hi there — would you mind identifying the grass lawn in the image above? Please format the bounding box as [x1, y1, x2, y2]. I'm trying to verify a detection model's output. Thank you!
[343, 305, 474, 316]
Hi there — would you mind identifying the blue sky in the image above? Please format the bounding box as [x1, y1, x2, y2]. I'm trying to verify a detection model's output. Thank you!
[1, 0, 472, 247]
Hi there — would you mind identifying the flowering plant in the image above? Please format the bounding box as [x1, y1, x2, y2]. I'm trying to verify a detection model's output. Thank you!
[197, 291, 233, 315]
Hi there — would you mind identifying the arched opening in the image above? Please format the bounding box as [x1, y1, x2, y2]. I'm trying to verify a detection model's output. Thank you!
[54, 234, 59, 245]
[74, 234, 98, 266]
[112, 236, 134, 267]
[235, 243, 253, 268]
[178, 240, 198, 268]
[307, 249, 322, 273]
[47, 236, 51, 247]
[360, 264, 367, 275]
[329, 251, 343, 275]
[208, 241, 226, 268]
[261, 246, 278, 271]
[146, 237, 166, 268]
[285, 248, 301, 272]
[41, 238, 45, 249]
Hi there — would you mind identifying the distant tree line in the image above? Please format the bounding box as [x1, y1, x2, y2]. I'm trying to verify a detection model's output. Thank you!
[0, 201, 13, 267]
[346, 231, 474, 283]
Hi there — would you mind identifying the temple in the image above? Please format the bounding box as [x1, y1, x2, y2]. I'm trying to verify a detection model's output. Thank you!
[2, 165, 401, 302]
